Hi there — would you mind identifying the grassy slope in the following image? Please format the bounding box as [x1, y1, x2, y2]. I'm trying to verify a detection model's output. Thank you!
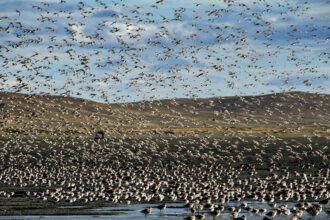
[0, 91, 329, 135]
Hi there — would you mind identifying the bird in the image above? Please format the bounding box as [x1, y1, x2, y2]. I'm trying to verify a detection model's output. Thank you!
[141, 207, 152, 216]
[210, 208, 221, 219]
[156, 203, 166, 211]
[196, 213, 205, 219]
[94, 131, 104, 143]
[0, 0, 328, 219]
[184, 215, 196, 220]
[230, 210, 239, 218]
[266, 210, 277, 218]
[234, 216, 246, 220]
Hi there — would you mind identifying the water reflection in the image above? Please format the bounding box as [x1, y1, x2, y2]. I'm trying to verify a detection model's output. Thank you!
[0, 201, 328, 219]
[93, 201, 328, 219]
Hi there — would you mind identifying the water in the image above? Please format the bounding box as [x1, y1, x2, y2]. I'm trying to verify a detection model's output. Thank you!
[0, 201, 328, 219]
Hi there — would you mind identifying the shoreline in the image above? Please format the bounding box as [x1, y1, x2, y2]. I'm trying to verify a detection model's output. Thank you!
[0, 135, 329, 218]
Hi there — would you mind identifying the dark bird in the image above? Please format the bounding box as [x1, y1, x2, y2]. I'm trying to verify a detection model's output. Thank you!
[141, 207, 152, 217]
[156, 203, 166, 211]
[94, 131, 104, 143]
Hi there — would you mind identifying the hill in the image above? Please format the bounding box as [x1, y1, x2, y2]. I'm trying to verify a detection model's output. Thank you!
[0, 91, 329, 135]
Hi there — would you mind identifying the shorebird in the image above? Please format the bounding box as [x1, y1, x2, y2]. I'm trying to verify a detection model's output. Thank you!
[234, 216, 246, 220]
[156, 203, 166, 211]
[184, 215, 196, 220]
[306, 206, 320, 216]
[291, 215, 298, 220]
[210, 208, 221, 219]
[230, 210, 239, 218]
[141, 207, 152, 217]
[196, 213, 205, 219]
[266, 209, 277, 218]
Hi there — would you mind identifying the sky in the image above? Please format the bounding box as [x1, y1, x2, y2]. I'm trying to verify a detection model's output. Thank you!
[0, 0, 329, 103]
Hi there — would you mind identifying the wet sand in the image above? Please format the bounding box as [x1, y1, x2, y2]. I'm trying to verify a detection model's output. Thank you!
[0, 134, 329, 219]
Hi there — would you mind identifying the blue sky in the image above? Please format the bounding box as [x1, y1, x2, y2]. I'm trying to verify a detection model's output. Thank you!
[0, 0, 329, 103]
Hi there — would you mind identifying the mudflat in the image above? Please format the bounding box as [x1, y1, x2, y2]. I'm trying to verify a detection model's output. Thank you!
[0, 133, 329, 218]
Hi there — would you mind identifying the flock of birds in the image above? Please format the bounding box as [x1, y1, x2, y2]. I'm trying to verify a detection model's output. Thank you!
[0, 0, 329, 219]
[0, 135, 329, 219]
[0, 91, 329, 137]
[0, 0, 328, 102]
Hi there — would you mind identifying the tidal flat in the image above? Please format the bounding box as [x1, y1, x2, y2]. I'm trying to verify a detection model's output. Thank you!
[0, 133, 329, 219]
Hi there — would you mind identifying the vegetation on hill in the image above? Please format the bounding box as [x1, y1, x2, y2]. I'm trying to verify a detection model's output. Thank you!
[0, 91, 329, 136]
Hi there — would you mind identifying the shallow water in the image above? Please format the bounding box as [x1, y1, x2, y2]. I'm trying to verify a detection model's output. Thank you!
[1, 201, 329, 219]
[95, 201, 328, 219]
